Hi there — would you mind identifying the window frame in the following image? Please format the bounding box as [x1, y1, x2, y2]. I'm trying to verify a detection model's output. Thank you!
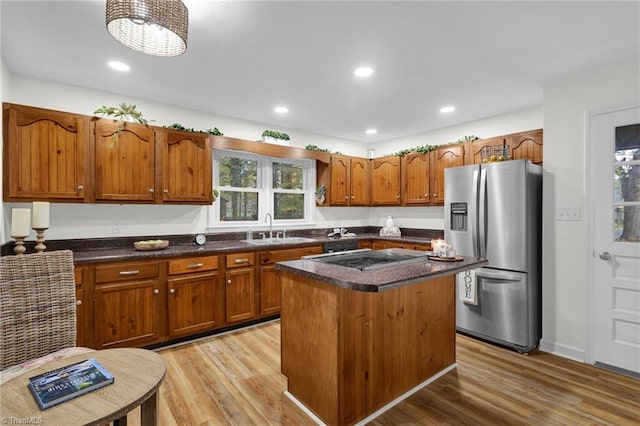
[209, 149, 316, 229]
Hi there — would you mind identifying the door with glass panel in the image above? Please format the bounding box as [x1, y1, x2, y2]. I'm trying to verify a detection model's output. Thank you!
[591, 106, 640, 375]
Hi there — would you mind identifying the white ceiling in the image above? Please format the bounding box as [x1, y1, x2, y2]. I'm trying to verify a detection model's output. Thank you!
[1, 1, 639, 143]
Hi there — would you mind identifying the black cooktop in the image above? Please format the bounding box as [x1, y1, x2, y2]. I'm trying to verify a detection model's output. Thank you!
[311, 250, 426, 271]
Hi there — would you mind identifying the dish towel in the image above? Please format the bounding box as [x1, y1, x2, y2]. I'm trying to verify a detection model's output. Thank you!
[457, 269, 478, 305]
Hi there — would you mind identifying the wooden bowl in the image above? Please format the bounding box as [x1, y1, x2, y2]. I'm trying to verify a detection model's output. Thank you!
[134, 240, 170, 251]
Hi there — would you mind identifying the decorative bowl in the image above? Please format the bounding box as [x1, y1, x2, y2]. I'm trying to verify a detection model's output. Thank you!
[134, 240, 170, 251]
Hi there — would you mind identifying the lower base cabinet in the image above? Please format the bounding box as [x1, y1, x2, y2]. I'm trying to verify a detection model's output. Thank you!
[225, 252, 258, 324]
[167, 255, 224, 338]
[259, 245, 323, 317]
[94, 279, 162, 349]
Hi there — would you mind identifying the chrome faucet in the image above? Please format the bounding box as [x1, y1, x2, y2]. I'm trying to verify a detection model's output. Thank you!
[265, 213, 273, 239]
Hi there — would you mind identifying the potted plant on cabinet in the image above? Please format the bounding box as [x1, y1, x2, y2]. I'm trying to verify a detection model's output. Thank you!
[94, 102, 152, 138]
[261, 130, 290, 145]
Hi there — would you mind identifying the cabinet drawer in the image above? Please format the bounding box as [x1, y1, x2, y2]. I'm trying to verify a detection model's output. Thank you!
[169, 256, 218, 275]
[259, 246, 323, 265]
[226, 252, 255, 269]
[95, 261, 160, 283]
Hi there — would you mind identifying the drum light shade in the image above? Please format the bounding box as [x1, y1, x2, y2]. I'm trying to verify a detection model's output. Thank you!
[106, 0, 188, 57]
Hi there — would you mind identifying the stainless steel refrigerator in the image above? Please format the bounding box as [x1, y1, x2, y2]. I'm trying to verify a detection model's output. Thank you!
[444, 159, 542, 353]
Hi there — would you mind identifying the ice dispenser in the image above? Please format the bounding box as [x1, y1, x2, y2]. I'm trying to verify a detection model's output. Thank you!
[450, 202, 467, 231]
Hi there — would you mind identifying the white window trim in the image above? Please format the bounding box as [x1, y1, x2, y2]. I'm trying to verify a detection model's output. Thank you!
[208, 149, 316, 230]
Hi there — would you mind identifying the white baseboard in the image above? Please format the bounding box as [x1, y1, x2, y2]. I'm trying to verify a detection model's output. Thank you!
[539, 338, 586, 363]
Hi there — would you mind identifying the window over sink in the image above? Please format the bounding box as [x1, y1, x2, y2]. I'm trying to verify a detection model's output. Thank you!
[209, 150, 316, 228]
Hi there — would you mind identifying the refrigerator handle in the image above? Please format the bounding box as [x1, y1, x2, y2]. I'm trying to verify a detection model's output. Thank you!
[478, 167, 487, 258]
[476, 269, 522, 282]
[471, 169, 479, 257]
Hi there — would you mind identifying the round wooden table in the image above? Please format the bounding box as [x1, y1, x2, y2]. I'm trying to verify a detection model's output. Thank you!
[0, 348, 166, 426]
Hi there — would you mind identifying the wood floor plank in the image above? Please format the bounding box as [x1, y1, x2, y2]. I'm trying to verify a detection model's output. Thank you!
[122, 321, 639, 425]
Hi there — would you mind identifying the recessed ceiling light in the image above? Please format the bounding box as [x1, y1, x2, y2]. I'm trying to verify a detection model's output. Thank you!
[354, 67, 374, 78]
[274, 106, 289, 114]
[108, 61, 130, 72]
[440, 106, 456, 113]
[365, 128, 377, 135]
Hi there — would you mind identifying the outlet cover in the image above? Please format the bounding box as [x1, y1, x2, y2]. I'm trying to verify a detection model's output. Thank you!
[556, 207, 581, 221]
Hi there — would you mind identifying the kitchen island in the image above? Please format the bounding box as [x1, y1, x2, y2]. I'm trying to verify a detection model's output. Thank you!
[276, 249, 487, 426]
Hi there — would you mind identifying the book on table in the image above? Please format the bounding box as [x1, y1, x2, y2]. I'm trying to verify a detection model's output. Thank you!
[28, 358, 115, 409]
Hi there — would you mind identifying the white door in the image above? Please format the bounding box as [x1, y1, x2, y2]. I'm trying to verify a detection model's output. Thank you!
[591, 105, 640, 375]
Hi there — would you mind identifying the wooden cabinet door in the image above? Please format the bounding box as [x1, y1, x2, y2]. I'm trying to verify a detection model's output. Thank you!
[508, 129, 543, 164]
[160, 129, 213, 203]
[94, 279, 162, 348]
[225, 268, 257, 324]
[73, 266, 91, 348]
[431, 145, 464, 205]
[402, 152, 430, 205]
[371, 156, 401, 205]
[260, 265, 281, 317]
[329, 155, 350, 205]
[350, 157, 370, 206]
[168, 271, 224, 337]
[94, 120, 156, 202]
[463, 136, 503, 165]
[3, 104, 87, 201]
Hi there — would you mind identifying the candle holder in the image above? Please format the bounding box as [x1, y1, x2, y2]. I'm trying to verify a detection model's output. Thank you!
[33, 227, 48, 253]
[12, 236, 27, 255]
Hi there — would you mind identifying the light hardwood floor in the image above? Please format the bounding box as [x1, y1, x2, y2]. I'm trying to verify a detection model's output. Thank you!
[127, 320, 639, 425]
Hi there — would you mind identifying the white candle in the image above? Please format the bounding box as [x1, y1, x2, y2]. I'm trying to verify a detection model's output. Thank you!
[11, 208, 31, 237]
[32, 201, 50, 229]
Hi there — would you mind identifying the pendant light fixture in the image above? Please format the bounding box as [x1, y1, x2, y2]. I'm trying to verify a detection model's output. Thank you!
[106, 0, 189, 57]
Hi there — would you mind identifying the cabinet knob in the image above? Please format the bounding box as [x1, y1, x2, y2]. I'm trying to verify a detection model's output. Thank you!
[345, 196, 349, 200]
[433, 193, 437, 198]
[169, 288, 176, 294]
[153, 288, 160, 295]
[227, 279, 232, 284]
[149, 188, 155, 193]
[351, 196, 355, 199]
[77, 184, 84, 191]
[163, 189, 169, 193]
[425, 193, 429, 199]
[76, 300, 82, 305]
[396, 195, 400, 199]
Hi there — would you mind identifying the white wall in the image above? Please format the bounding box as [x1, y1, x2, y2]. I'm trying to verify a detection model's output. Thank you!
[371, 106, 543, 157]
[0, 55, 10, 244]
[2, 73, 543, 241]
[540, 58, 640, 360]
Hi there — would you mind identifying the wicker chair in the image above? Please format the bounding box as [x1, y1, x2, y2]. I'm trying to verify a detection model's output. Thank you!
[0, 250, 92, 383]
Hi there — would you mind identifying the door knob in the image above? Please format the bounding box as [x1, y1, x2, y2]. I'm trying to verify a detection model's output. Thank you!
[599, 252, 612, 260]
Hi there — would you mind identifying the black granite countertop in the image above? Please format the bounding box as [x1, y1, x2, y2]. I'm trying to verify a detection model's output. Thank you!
[69, 232, 439, 264]
[1, 226, 444, 264]
[275, 249, 488, 293]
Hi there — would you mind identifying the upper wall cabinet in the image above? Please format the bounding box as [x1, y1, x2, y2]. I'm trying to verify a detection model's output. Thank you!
[3, 103, 88, 202]
[94, 119, 157, 202]
[401, 152, 430, 205]
[430, 144, 464, 205]
[464, 129, 543, 165]
[508, 130, 543, 165]
[371, 156, 401, 206]
[317, 155, 370, 206]
[158, 129, 213, 204]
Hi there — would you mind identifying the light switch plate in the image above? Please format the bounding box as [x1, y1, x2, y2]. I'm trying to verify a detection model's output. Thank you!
[556, 207, 581, 221]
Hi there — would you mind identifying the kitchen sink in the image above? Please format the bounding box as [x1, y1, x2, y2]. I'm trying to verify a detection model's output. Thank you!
[243, 237, 318, 245]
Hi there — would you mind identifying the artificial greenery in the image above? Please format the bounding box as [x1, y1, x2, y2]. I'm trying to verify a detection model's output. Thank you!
[262, 130, 290, 140]
[165, 123, 223, 136]
[457, 135, 480, 143]
[315, 185, 326, 197]
[391, 135, 482, 157]
[213, 189, 219, 198]
[305, 145, 342, 155]
[94, 103, 150, 125]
